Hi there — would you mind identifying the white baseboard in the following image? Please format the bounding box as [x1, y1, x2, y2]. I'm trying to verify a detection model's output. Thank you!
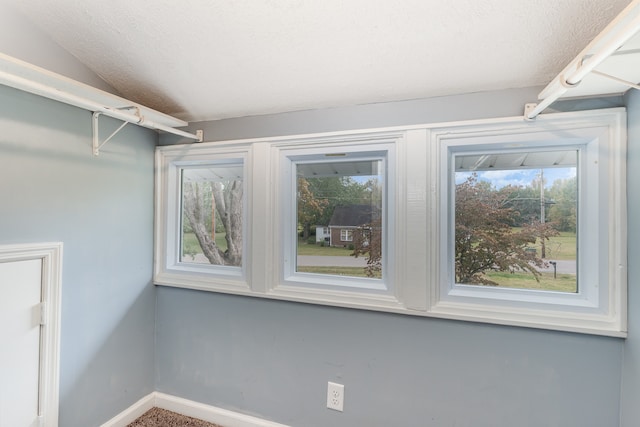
[100, 393, 155, 427]
[101, 392, 289, 427]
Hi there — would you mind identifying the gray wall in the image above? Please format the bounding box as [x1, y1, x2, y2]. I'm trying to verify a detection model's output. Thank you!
[621, 89, 640, 427]
[156, 88, 628, 427]
[160, 87, 623, 145]
[0, 85, 156, 426]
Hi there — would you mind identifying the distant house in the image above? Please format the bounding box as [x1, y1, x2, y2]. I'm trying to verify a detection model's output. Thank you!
[326, 204, 380, 247]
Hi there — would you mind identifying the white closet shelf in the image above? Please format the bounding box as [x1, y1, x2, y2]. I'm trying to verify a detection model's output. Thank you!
[0, 52, 202, 155]
[526, 0, 640, 119]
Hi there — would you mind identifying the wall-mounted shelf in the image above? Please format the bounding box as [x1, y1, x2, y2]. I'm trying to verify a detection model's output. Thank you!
[526, 0, 640, 119]
[0, 52, 203, 155]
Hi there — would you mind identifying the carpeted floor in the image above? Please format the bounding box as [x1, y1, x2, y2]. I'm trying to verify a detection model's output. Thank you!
[127, 407, 223, 427]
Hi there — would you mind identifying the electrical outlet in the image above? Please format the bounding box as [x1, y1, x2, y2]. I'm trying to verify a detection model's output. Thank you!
[327, 381, 344, 411]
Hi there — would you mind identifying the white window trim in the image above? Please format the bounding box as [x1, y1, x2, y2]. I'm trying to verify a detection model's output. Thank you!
[428, 109, 627, 337]
[154, 142, 252, 294]
[269, 135, 402, 304]
[154, 108, 627, 337]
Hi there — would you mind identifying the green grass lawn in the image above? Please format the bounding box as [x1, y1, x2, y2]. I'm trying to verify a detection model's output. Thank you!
[182, 231, 227, 258]
[296, 231, 577, 259]
[299, 264, 573, 291]
[484, 271, 577, 292]
[296, 238, 379, 278]
[517, 230, 576, 260]
[297, 266, 381, 278]
[469, 229, 577, 292]
[459, 229, 577, 292]
[183, 233, 353, 258]
[296, 239, 354, 256]
[184, 231, 576, 291]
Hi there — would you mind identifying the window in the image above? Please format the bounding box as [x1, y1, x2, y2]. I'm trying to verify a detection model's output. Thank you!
[155, 109, 626, 337]
[340, 229, 354, 242]
[431, 109, 626, 336]
[276, 140, 395, 295]
[453, 150, 578, 293]
[180, 164, 243, 266]
[294, 155, 383, 280]
[154, 144, 250, 291]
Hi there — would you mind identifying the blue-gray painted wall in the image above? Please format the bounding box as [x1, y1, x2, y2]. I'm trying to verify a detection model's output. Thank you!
[0, 85, 156, 426]
[1, 79, 636, 426]
[156, 88, 630, 427]
[621, 88, 640, 427]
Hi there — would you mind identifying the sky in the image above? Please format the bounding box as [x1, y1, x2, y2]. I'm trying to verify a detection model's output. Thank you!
[455, 167, 577, 189]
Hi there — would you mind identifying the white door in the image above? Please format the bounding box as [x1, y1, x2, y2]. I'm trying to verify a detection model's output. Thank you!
[0, 258, 43, 427]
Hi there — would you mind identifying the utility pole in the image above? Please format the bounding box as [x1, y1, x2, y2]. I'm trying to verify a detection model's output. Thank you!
[211, 190, 216, 241]
[539, 169, 546, 258]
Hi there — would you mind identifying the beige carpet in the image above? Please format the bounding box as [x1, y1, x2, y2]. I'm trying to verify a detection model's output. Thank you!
[127, 407, 223, 427]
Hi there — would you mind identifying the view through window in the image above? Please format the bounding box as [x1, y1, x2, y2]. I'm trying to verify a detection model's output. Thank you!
[454, 150, 578, 293]
[180, 163, 244, 267]
[295, 159, 384, 279]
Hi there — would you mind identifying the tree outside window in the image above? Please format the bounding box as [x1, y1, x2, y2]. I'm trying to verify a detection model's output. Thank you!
[453, 150, 577, 292]
[181, 165, 243, 267]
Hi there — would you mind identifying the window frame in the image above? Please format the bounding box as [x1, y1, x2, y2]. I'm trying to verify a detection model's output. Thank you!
[272, 137, 399, 298]
[340, 229, 354, 242]
[154, 142, 252, 293]
[154, 109, 627, 337]
[428, 109, 627, 336]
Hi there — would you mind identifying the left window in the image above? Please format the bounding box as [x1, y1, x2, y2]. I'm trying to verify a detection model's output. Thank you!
[155, 145, 250, 291]
[180, 164, 243, 266]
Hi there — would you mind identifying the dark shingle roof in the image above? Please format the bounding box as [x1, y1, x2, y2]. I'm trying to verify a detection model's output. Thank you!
[328, 204, 380, 227]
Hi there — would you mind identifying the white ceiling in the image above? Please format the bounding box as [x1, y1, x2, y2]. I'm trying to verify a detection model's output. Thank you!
[8, 0, 634, 122]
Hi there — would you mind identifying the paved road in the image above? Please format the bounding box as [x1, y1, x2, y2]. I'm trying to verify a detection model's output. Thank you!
[538, 259, 576, 275]
[297, 255, 367, 267]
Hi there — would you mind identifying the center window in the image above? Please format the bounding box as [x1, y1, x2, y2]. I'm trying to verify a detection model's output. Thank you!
[295, 158, 384, 279]
[276, 140, 395, 294]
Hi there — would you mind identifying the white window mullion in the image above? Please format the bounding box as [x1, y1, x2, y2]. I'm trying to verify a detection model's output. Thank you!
[249, 142, 270, 294]
[399, 129, 429, 311]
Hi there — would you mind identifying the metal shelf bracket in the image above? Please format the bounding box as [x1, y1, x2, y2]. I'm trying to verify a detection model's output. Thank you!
[590, 69, 640, 91]
[92, 107, 140, 156]
[523, 103, 539, 121]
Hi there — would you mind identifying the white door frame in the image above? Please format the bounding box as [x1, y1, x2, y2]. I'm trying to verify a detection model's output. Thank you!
[0, 243, 62, 427]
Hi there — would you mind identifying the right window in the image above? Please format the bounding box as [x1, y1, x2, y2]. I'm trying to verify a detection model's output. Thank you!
[454, 149, 578, 293]
[431, 110, 627, 336]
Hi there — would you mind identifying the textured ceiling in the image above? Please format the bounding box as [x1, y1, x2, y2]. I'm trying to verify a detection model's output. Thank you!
[10, 0, 634, 122]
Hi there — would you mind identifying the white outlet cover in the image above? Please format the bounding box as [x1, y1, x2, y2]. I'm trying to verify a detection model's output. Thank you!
[327, 381, 344, 412]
